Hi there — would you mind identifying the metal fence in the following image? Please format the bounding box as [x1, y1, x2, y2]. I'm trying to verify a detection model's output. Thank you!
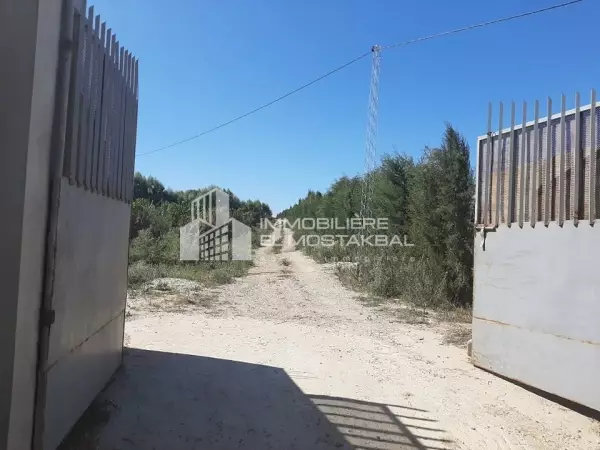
[62, 4, 139, 203]
[476, 91, 600, 228]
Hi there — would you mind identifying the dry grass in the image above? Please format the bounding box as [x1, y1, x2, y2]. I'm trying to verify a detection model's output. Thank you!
[359, 293, 472, 346]
[127, 278, 223, 318]
[356, 294, 386, 307]
[376, 302, 432, 325]
[333, 259, 473, 328]
[128, 260, 252, 290]
[439, 306, 472, 324]
[442, 324, 472, 347]
[333, 263, 363, 291]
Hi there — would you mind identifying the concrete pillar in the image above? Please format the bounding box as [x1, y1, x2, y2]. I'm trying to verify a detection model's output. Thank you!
[0, 0, 62, 448]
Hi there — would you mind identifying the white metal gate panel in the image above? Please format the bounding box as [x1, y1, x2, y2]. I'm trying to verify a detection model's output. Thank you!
[34, 2, 139, 448]
[473, 93, 600, 412]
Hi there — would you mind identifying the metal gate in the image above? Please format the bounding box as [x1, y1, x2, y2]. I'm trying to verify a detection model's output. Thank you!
[473, 91, 600, 412]
[34, 1, 139, 448]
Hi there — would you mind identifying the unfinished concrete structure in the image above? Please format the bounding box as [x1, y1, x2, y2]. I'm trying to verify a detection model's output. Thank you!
[473, 93, 600, 412]
[0, 1, 139, 448]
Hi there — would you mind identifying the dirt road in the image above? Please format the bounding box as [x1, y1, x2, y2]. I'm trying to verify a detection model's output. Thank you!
[88, 236, 599, 450]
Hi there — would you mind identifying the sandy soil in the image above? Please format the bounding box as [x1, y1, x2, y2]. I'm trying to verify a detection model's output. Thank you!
[89, 229, 599, 450]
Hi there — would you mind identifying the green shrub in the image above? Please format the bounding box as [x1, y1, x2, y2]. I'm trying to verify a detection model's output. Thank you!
[129, 228, 179, 264]
[128, 261, 167, 288]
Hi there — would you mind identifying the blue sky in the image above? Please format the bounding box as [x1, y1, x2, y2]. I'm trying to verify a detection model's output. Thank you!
[93, 0, 597, 213]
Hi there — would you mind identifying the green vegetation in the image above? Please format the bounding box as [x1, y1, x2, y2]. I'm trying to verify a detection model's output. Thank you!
[128, 173, 272, 288]
[279, 124, 475, 310]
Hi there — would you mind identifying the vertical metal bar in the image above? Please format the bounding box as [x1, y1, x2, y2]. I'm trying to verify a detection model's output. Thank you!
[135, 58, 139, 100]
[115, 46, 125, 200]
[130, 55, 137, 201]
[106, 34, 114, 196]
[104, 33, 111, 196]
[123, 52, 130, 202]
[94, 15, 103, 192]
[108, 29, 115, 196]
[590, 89, 597, 223]
[124, 54, 131, 202]
[474, 138, 480, 225]
[123, 50, 131, 201]
[117, 48, 126, 201]
[121, 48, 128, 200]
[558, 94, 566, 225]
[544, 97, 552, 226]
[495, 102, 503, 226]
[67, 6, 85, 184]
[507, 101, 516, 225]
[125, 53, 134, 202]
[483, 103, 492, 226]
[90, 14, 102, 192]
[77, 8, 91, 187]
[118, 46, 126, 201]
[106, 34, 113, 196]
[83, 7, 95, 189]
[97, 23, 107, 195]
[574, 92, 581, 223]
[109, 35, 118, 197]
[131, 57, 136, 201]
[531, 100, 539, 226]
[519, 101, 527, 227]
[132, 58, 139, 200]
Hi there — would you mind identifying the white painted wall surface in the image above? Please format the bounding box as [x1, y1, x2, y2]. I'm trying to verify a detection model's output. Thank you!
[43, 180, 130, 449]
[473, 222, 600, 411]
[0, 0, 62, 448]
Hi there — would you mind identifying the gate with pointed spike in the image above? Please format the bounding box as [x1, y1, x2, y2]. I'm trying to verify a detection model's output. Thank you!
[472, 90, 600, 412]
[31, 2, 140, 449]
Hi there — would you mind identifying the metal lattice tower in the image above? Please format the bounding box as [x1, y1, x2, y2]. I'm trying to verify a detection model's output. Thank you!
[360, 45, 381, 221]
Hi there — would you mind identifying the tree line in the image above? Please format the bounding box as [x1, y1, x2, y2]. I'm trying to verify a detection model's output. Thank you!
[279, 124, 475, 308]
[129, 173, 272, 264]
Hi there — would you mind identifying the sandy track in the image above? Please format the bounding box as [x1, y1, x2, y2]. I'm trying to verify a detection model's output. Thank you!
[93, 236, 599, 450]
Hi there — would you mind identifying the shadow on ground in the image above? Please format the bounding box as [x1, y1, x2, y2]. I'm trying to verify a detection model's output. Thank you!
[61, 348, 453, 450]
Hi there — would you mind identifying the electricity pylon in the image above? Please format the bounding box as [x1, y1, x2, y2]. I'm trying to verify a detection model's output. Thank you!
[359, 45, 381, 222]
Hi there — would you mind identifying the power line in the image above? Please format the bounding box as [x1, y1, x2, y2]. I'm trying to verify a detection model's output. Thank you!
[138, 0, 585, 157]
[382, 0, 584, 50]
[138, 52, 371, 156]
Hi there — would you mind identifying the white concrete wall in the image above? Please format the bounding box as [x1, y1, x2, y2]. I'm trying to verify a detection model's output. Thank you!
[472, 222, 600, 411]
[43, 180, 131, 450]
[0, 0, 62, 448]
